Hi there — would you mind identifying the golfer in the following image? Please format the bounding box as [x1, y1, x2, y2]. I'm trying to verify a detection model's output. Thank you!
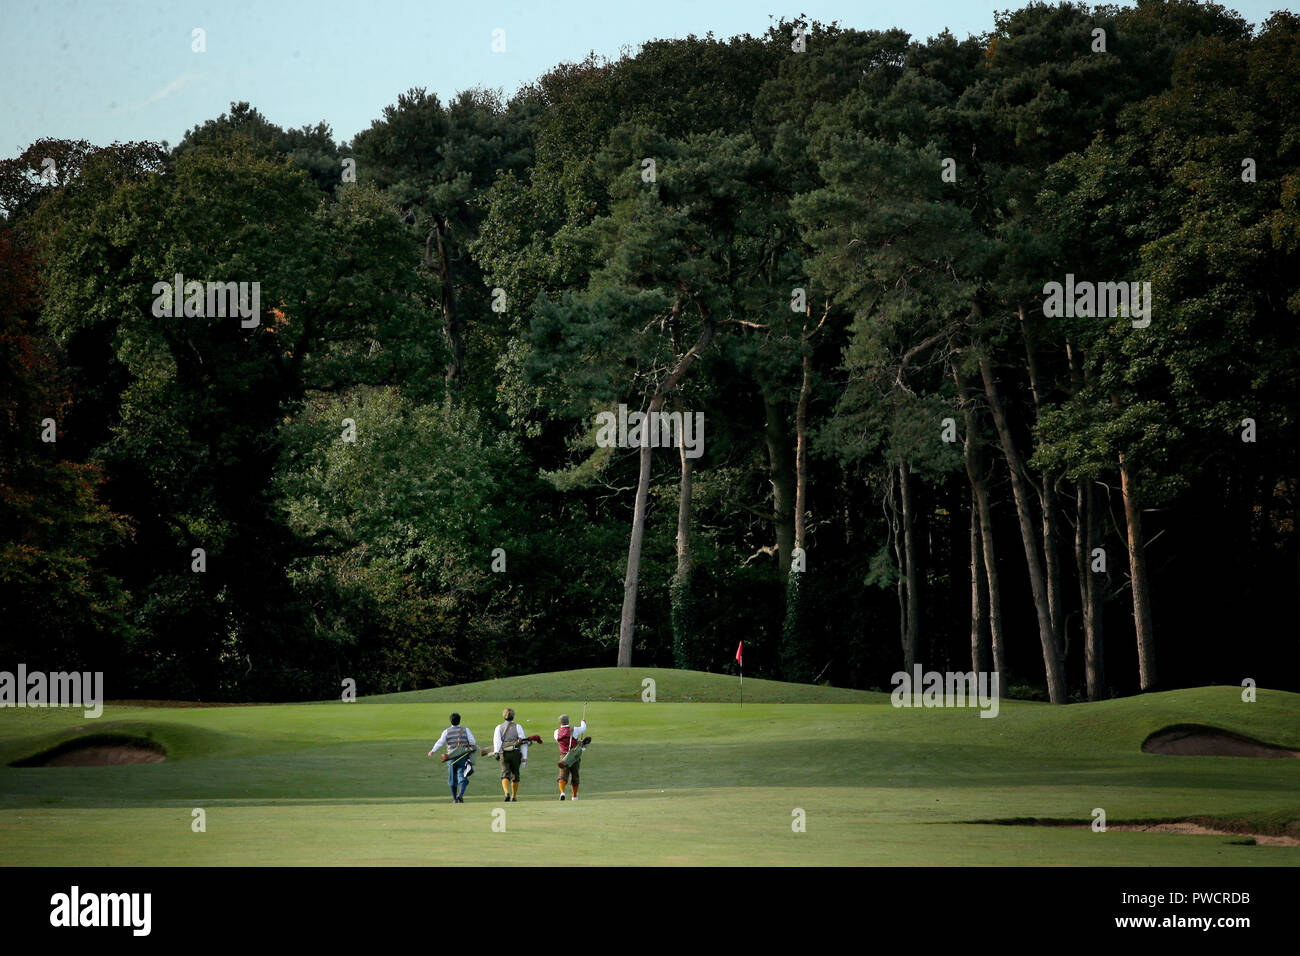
[555, 713, 588, 801]
[428, 712, 477, 803]
[492, 707, 529, 802]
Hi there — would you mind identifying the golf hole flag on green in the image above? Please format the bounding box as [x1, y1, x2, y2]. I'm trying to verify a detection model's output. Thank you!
[737, 642, 743, 706]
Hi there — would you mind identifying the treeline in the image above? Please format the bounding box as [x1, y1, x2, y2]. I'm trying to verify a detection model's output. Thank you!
[2, 2, 1297, 701]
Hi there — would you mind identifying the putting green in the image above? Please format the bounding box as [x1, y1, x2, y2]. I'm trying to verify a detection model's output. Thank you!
[0, 670, 1296, 865]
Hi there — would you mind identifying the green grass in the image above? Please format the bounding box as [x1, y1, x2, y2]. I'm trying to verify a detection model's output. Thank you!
[0, 669, 1297, 865]
[356, 666, 880, 703]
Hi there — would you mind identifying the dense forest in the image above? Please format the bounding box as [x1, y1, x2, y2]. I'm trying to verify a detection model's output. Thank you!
[2, 1, 1297, 702]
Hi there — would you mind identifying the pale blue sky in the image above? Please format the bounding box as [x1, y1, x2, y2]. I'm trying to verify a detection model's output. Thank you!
[1, 1, 1292, 156]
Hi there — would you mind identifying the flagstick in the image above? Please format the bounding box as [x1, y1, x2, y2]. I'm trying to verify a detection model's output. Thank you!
[736, 641, 744, 708]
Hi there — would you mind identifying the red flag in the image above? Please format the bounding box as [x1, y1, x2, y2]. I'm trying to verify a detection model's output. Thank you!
[736, 642, 743, 666]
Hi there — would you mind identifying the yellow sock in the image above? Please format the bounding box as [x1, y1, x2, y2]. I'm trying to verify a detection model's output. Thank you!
[559, 781, 567, 795]
[571, 787, 578, 799]
[501, 779, 510, 797]
[511, 781, 519, 799]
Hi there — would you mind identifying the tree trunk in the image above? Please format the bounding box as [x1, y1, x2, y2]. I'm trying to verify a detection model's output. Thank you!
[780, 342, 813, 682]
[426, 218, 463, 390]
[1041, 484, 1064, 644]
[978, 349, 1067, 703]
[952, 362, 1007, 678]
[1020, 307, 1064, 642]
[617, 310, 714, 667]
[1065, 342, 1105, 699]
[1117, 448, 1157, 691]
[888, 473, 907, 666]
[764, 395, 796, 574]
[970, 490, 990, 674]
[1079, 478, 1107, 700]
[794, 347, 811, 556]
[899, 461, 920, 673]
[671, 433, 696, 669]
[675, 437, 694, 589]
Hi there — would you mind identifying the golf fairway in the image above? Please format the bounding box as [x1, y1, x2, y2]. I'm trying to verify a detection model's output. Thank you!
[1, 669, 1296, 865]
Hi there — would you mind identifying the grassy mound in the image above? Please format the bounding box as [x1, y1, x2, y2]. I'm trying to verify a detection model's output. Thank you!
[353, 667, 884, 704]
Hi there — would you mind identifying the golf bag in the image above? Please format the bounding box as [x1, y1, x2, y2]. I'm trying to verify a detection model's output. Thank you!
[482, 734, 542, 758]
[559, 736, 591, 768]
[441, 738, 478, 780]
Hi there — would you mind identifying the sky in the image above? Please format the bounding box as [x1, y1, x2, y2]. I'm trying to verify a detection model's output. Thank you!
[1, 0, 1293, 156]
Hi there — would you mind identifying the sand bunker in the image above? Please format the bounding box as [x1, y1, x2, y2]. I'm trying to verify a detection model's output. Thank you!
[972, 817, 1298, 846]
[1141, 724, 1300, 758]
[1105, 822, 1298, 847]
[11, 736, 166, 767]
